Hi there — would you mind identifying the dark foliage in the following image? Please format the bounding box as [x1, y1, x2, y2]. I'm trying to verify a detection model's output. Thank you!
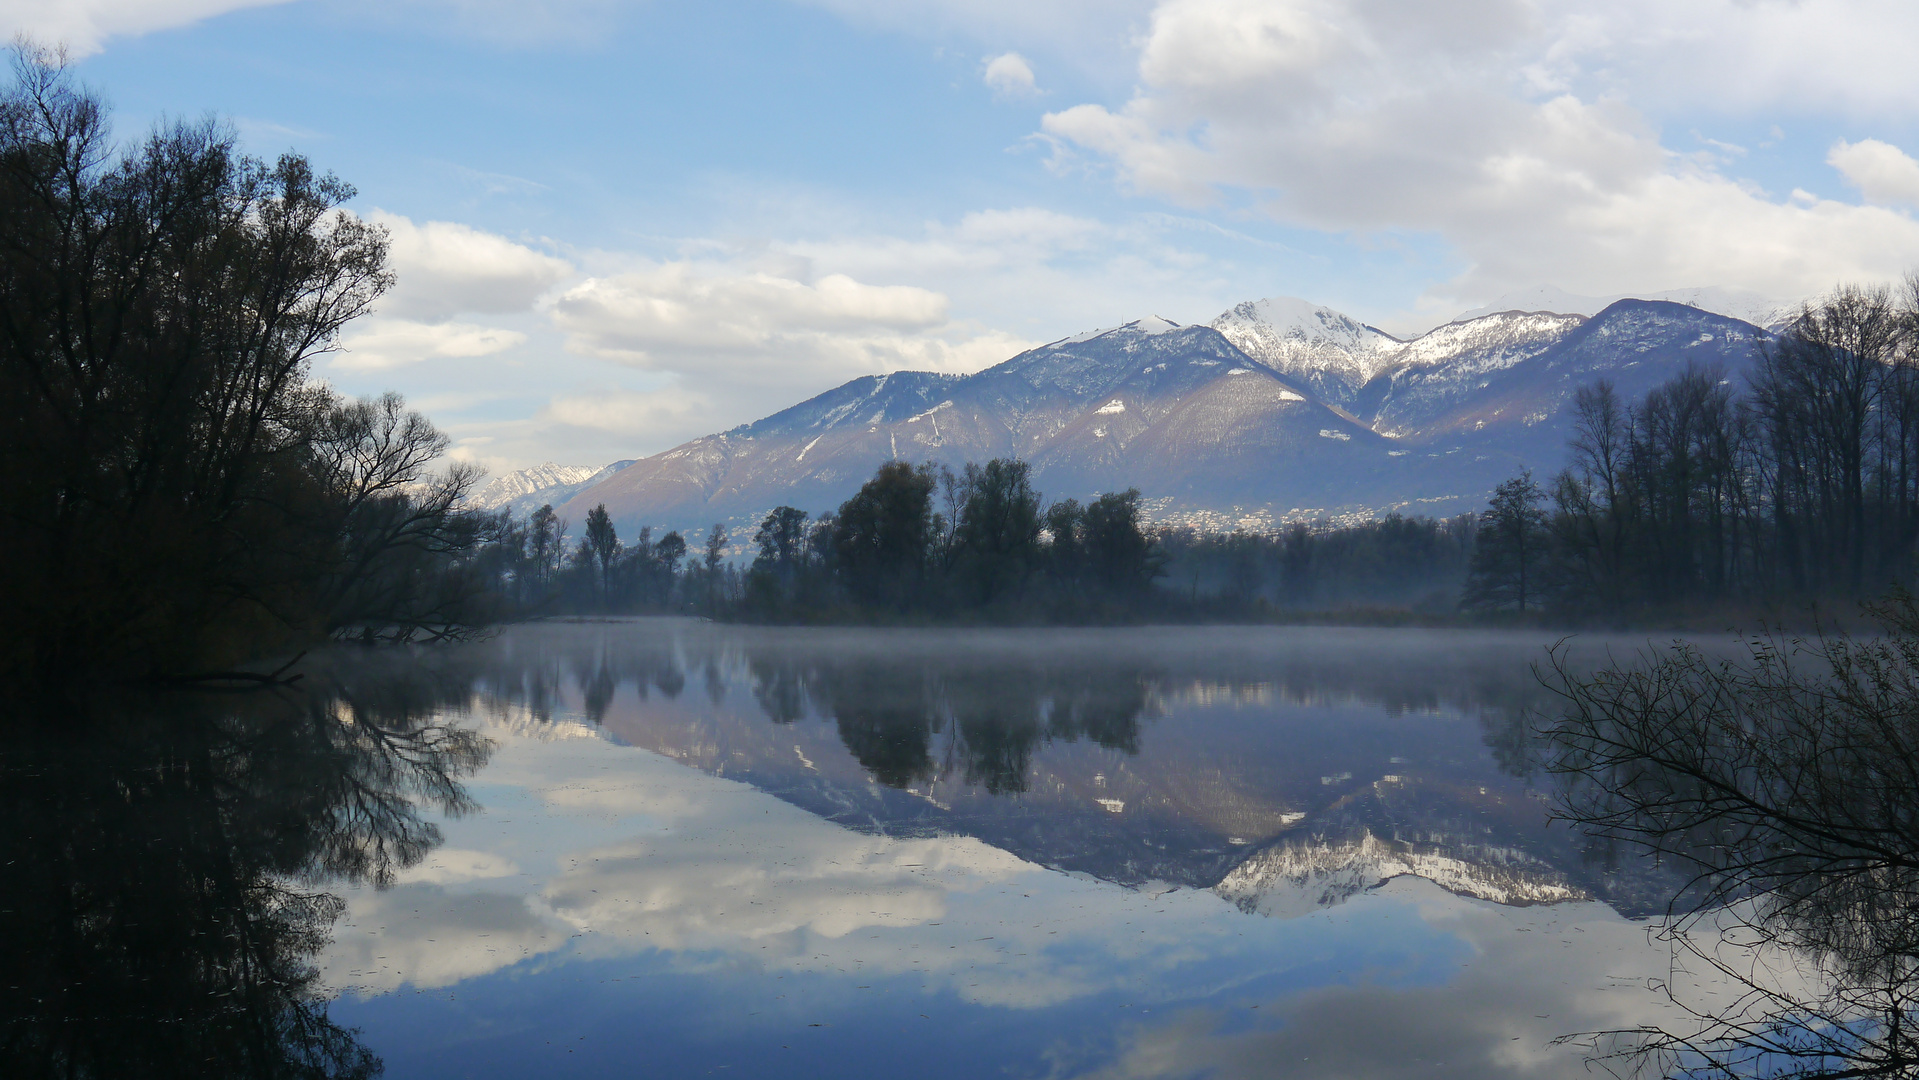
[1541, 591, 1919, 1078]
[0, 681, 490, 1079]
[1534, 282, 1919, 618]
[1156, 514, 1475, 613]
[725, 458, 1164, 621]
[1464, 471, 1550, 612]
[0, 53, 503, 680]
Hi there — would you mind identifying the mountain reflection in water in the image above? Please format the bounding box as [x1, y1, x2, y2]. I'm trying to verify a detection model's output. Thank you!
[452, 621, 1674, 910]
[4, 620, 1719, 1080]
[0, 684, 490, 1080]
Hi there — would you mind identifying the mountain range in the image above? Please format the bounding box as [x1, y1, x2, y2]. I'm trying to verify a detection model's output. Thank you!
[496, 289, 1775, 536]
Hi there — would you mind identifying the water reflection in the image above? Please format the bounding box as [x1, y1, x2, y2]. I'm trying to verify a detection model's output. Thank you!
[0, 684, 489, 1080]
[448, 622, 1667, 909]
[5, 620, 1735, 1079]
[792, 657, 1151, 794]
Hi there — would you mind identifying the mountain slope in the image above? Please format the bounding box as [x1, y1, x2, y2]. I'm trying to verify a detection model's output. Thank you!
[1356, 310, 1587, 435]
[555, 371, 965, 533]
[559, 320, 1399, 533]
[554, 298, 1771, 536]
[1398, 300, 1768, 464]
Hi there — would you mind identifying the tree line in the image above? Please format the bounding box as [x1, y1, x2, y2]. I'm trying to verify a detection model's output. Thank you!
[1463, 281, 1919, 619]
[513, 459, 1165, 622]
[501, 467, 1480, 623]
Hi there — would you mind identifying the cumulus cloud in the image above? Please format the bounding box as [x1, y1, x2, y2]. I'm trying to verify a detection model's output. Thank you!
[1830, 139, 1919, 208]
[983, 51, 1039, 97]
[1041, 0, 1919, 304]
[333, 317, 526, 371]
[2, 0, 289, 55]
[372, 211, 574, 322]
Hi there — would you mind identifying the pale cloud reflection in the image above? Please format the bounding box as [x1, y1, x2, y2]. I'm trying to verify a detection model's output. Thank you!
[321, 714, 1709, 1067]
[326, 887, 563, 993]
[1080, 877, 1770, 1080]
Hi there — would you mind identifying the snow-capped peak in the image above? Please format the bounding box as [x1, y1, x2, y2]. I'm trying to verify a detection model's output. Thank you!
[1216, 296, 1396, 350]
[1049, 315, 1185, 347]
[1210, 296, 1399, 403]
[471, 462, 606, 510]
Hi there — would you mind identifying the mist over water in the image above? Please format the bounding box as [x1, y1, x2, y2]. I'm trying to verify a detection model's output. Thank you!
[5, 621, 1751, 1079]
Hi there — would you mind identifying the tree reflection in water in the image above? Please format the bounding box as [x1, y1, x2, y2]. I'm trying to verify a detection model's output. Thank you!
[0, 683, 490, 1080]
[1543, 593, 1919, 1079]
[755, 653, 1155, 795]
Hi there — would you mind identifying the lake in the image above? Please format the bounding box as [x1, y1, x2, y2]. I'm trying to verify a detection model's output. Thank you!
[3, 620, 1733, 1079]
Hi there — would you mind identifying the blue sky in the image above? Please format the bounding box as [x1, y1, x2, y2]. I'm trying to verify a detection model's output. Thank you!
[22, 0, 1919, 471]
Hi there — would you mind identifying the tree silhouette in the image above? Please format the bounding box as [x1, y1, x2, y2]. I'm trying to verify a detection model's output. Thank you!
[1465, 472, 1549, 612]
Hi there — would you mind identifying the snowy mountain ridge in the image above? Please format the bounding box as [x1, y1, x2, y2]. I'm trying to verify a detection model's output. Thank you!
[1210, 284, 1779, 414]
[1451, 284, 1789, 329]
[472, 460, 637, 515]
[1210, 298, 1402, 403]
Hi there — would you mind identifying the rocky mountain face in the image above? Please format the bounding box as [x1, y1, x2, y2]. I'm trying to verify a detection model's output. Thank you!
[552, 294, 1773, 536]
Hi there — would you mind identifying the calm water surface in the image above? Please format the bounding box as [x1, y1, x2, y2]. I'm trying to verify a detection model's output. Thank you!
[9, 620, 1735, 1079]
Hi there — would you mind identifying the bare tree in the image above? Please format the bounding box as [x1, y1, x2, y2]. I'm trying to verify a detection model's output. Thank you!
[1540, 592, 1919, 1078]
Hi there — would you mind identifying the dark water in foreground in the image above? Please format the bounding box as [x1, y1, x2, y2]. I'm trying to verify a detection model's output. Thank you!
[5, 621, 1734, 1079]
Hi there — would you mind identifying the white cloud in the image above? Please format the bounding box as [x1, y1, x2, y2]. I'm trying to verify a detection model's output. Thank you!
[1830, 139, 1919, 208]
[538, 386, 712, 434]
[549, 259, 1029, 388]
[1547, 0, 1919, 117]
[372, 211, 574, 322]
[553, 264, 947, 356]
[1, 0, 289, 55]
[325, 886, 563, 992]
[333, 317, 526, 371]
[1041, 0, 1919, 305]
[983, 51, 1039, 97]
